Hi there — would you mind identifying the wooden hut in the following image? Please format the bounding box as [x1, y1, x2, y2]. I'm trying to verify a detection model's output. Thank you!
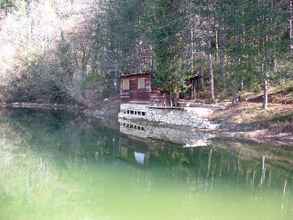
[185, 74, 202, 100]
[120, 72, 152, 102]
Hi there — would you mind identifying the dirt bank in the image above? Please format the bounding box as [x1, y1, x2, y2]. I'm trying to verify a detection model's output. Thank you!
[212, 102, 293, 146]
[1, 99, 292, 146]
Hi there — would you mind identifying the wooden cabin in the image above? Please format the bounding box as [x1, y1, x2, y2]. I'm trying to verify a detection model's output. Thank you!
[120, 72, 171, 106]
[186, 74, 202, 100]
[120, 72, 152, 102]
[120, 71, 205, 106]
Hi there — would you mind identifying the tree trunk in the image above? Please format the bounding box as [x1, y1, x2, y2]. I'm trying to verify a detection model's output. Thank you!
[208, 53, 215, 102]
[191, 18, 195, 73]
[260, 155, 266, 185]
[200, 66, 204, 90]
[289, 0, 293, 55]
[219, 47, 225, 89]
[169, 91, 173, 107]
[192, 80, 197, 100]
[206, 148, 213, 178]
[263, 74, 269, 109]
[218, 22, 226, 91]
[216, 30, 219, 60]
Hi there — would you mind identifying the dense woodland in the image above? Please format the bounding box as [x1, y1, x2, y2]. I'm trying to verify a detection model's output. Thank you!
[0, 0, 292, 108]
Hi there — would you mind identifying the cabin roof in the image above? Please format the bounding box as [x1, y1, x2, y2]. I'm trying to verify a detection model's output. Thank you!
[188, 73, 201, 80]
[120, 72, 152, 78]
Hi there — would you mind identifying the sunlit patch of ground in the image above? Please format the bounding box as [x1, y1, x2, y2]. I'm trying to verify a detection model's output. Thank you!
[212, 102, 293, 145]
[218, 103, 293, 125]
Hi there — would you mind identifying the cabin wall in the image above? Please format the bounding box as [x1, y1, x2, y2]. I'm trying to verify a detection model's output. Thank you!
[120, 74, 152, 101]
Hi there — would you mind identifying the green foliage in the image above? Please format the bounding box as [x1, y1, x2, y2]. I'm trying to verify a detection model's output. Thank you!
[221, 0, 289, 91]
[101, 0, 291, 99]
[103, 0, 142, 72]
[1, 0, 292, 104]
[141, 0, 188, 94]
[0, 0, 14, 9]
[4, 49, 75, 104]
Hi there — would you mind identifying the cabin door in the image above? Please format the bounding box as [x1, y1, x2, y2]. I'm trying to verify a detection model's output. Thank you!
[130, 79, 137, 90]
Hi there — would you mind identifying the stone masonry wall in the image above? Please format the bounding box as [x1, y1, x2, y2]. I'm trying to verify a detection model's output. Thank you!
[119, 119, 215, 147]
[119, 103, 218, 129]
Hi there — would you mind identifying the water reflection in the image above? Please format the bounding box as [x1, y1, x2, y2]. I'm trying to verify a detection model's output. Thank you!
[0, 109, 292, 220]
[119, 119, 215, 147]
[134, 152, 146, 165]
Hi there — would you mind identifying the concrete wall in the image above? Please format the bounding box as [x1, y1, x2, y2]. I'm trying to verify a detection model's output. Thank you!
[119, 119, 215, 147]
[119, 103, 218, 130]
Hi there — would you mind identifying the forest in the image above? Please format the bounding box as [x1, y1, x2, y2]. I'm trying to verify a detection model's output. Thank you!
[0, 0, 292, 109]
[1, 2, 293, 219]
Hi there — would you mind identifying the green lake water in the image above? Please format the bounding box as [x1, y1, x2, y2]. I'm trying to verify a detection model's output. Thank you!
[0, 109, 293, 220]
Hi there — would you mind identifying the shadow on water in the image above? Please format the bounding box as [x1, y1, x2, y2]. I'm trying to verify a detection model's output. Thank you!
[0, 109, 293, 220]
[1, 108, 293, 184]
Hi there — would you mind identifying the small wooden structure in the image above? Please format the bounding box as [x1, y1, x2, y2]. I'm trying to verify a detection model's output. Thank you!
[185, 74, 202, 100]
[120, 72, 204, 105]
[120, 72, 152, 102]
[120, 72, 171, 106]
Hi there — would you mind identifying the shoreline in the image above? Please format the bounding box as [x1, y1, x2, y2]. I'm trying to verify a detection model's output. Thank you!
[211, 102, 293, 146]
[1, 101, 292, 147]
[0, 102, 80, 111]
[216, 129, 293, 146]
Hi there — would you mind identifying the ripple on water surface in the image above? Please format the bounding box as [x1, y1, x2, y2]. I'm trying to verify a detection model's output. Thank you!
[0, 109, 292, 220]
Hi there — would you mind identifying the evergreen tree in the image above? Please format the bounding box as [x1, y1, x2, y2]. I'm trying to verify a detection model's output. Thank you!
[141, 0, 188, 104]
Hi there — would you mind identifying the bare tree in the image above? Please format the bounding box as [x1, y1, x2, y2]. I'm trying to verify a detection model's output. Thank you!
[289, 0, 293, 54]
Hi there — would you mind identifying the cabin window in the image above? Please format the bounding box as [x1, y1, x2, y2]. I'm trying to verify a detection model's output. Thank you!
[138, 78, 145, 89]
[122, 79, 130, 90]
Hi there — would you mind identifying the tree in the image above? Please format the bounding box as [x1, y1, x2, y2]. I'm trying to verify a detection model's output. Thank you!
[102, 0, 142, 73]
[0, 0, 14, 10]
[289, 0, 293, 55]
[141, 0, 188, 105]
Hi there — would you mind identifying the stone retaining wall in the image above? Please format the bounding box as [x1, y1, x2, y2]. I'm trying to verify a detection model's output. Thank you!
[119, 119, 215, 147]
[119, 103, 218, 129]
